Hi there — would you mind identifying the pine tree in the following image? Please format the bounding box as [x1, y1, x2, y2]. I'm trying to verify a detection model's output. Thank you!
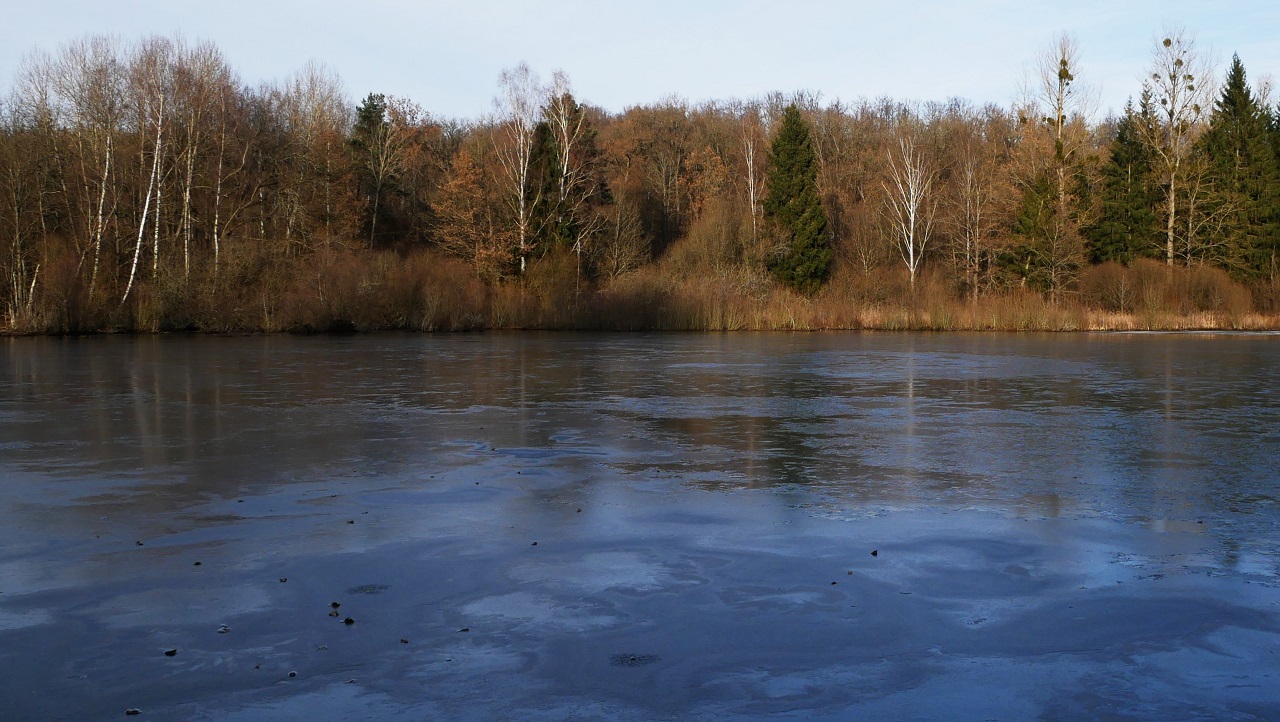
[1198, 55, 1280, 277]
[1086, 92, 1161, 264]
[763, 104, 831, 293]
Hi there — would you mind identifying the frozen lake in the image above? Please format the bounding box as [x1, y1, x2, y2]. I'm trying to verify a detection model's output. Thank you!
[1, 332, 1278, 720]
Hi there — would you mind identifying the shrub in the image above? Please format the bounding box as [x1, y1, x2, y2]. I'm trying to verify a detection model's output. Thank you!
[1080, 262, 1137, 312]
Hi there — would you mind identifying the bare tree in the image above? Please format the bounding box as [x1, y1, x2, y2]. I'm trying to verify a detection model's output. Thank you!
[805, 99, 888, 284]
[16, 48, 83, 253]
[47, 37, 126, 298]
[595, 197, 648, 279]
[0, 94, 44, 324]
[172, 39, 229, 279]
[544, 71, 607, 285]
[951, 143, 997, 301]
[493, 63, 546, 273]
[209, 65, 249, 275]
[121, 36, 173, 305]
[272, 61, 351, 251]
[730, 99, 768, 246]
[882, 135, 937, 292]
[1139, 29, 1215, 266]
[634, 97, 691, 247]
[1031, 34, 1093, 224]
[1181, 154, 1240, 268]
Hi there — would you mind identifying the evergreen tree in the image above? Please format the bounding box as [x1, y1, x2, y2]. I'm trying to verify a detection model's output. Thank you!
[527, 120, 561, 253]
[1198, 55, 1279, 277]
[1007, 170, 1081, 293]
[1271, 102, 1280, 165]
[352, 93, 387, 145]
[763, 104, 831, 293]
[1086, 92, 1162, 264]
[350, 93, 395, 247]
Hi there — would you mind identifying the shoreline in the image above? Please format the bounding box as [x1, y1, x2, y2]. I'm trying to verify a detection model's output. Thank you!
[6, 316, 1280, 337]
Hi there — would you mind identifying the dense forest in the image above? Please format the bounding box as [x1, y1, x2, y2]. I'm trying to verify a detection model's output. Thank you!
[2, 31, 1278, 333]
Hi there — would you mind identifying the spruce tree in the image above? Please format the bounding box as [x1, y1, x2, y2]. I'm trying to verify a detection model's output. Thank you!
[1086, 92, 1162, 264]
[1008, 171, 1056, 291]
[1199, 55, 1280, 277]
[1008, 170, 1086, 295]
[527, 120, 562, 253]
[763, 104, 831, 293]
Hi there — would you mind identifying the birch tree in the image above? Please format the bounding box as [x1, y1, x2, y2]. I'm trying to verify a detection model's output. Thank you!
[172, 40, 227, 279]
[882, 135, 937, 292]
[0, 95, 43, 324]
[1140, 30, 1214, 266]
[121, 37, 172, 305]
[730, 99, 768, 246]
[543, 71, 609, 283]
[493, 63, 546, 273]
[48, 37, 125, 298]
[209, 65, 249, 274]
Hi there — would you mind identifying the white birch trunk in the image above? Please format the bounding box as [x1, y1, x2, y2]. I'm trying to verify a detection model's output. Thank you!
[122, 91, 164, 305]
[883, 137, 937, 293]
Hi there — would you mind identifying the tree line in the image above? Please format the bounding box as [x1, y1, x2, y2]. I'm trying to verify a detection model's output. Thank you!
[1, 31, 1277, 333]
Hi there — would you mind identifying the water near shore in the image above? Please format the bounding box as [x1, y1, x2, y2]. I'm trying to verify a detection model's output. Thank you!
[1, 333, 1278, 720]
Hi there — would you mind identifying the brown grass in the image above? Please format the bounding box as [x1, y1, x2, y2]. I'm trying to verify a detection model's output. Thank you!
[5, 243, 1280, 334]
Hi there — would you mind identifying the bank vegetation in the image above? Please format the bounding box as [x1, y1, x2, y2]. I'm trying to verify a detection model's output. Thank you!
[2, 32, 1278, 333]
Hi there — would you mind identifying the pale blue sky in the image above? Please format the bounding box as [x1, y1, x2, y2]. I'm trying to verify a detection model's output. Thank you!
[3, 1, 1278, 120]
